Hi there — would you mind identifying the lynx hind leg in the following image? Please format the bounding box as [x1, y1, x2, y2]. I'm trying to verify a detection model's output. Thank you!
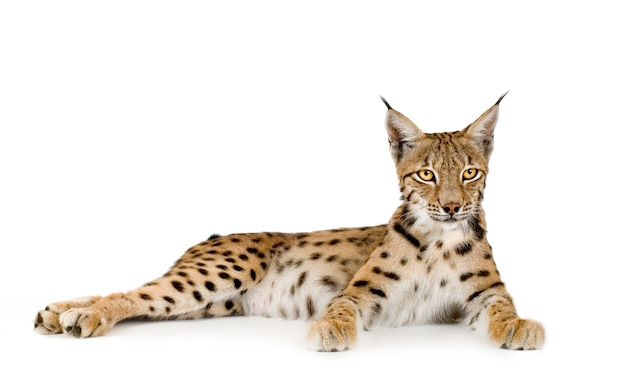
[35, 232, 284, 338]
[34, 296, 102, 335]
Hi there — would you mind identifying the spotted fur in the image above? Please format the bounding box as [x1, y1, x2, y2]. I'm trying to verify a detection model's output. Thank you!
[35, 94, 544, 351]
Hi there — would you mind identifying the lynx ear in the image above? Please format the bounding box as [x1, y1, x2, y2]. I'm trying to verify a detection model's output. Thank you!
[464, 92, 508, 158]
[381, 96, 424, 162]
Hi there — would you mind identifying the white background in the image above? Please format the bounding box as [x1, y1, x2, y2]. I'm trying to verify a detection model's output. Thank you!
[1, 1, 624, 390]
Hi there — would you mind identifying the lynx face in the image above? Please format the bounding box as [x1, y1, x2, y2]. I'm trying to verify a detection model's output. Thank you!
[399, 133, 489, 230]
[383, 95, 503, 232]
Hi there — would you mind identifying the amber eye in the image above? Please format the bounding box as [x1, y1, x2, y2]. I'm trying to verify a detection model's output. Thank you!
[462, 168, 480, 181]
[416, 169, 435, 182]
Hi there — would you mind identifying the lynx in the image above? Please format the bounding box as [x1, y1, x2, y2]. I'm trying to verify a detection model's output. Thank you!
[35, 94, 544, 351]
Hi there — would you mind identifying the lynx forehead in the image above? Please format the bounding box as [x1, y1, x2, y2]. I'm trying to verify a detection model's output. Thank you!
[35, 94, 544, 351]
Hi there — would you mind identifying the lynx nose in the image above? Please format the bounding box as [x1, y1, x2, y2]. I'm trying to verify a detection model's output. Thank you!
[442, 203, 461, 216]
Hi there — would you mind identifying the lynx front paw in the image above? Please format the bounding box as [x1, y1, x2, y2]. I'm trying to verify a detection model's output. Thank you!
[490, 318, 545, 350]
[307, 319, 357, 352]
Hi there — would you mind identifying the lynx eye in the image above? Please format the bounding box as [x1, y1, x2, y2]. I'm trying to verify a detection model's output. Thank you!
[416, 169, 435, 182]
[462, 168, 480, 181]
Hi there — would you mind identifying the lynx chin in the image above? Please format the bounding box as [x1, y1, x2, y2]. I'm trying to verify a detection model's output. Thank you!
[35, 93, 544, 351]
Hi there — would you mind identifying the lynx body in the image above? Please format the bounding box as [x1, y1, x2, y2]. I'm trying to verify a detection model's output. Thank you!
[35, 95, 544, 351]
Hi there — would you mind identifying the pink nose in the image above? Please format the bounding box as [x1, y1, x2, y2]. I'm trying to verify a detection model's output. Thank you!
[443, 203, 461, 216]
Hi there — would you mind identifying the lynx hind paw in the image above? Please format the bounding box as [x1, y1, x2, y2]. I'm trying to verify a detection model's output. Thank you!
[59, 308, 111, 338]
[34, 296, 102, 336]
[307, 319, 357, 352]
[34, 308, 62, 335]
[491, 318, 545, 350]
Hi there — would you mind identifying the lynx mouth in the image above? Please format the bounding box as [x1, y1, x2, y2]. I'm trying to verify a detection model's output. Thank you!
[431, 215, 465, 224]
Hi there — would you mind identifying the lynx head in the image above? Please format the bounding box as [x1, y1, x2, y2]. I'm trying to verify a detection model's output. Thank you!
[382, 94, 506, 231]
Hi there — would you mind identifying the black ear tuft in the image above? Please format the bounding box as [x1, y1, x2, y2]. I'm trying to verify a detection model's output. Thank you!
[495, 91, 509, 105]
[380, 96, 393, 110]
